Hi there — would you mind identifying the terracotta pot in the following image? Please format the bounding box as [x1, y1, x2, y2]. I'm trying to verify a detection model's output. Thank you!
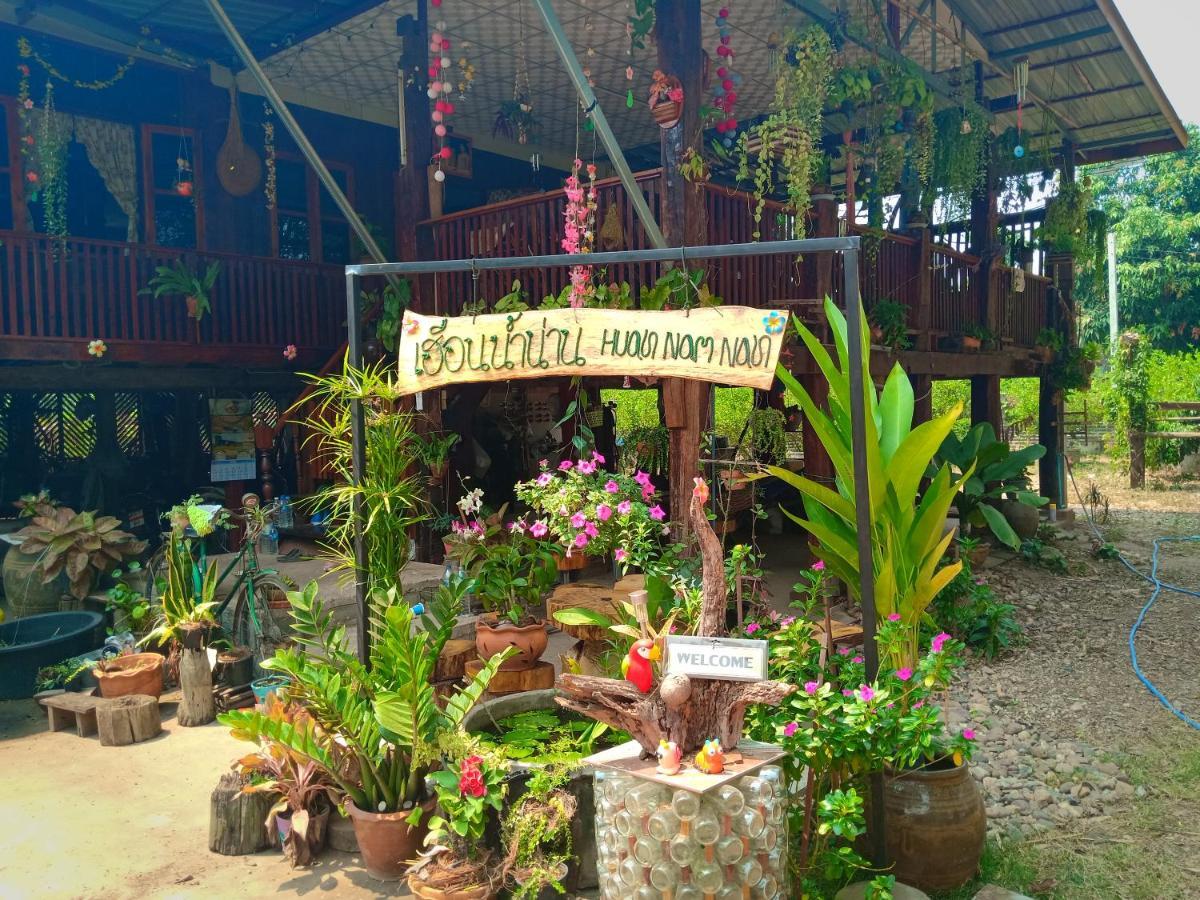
[962, 335, 982, 350]
[345, 798, 434, 881]
[407, 871, 496, 900]
[475, 615, 548, 671]
[870, 324, 884, 344]
[94, 652, 165, 699]
[884, 760, 985, 891]
[1035, 345, 1055, 363]
[554, 552, 586, 572]
[965, 543, 991, 568]
[650, 100, 682, 129]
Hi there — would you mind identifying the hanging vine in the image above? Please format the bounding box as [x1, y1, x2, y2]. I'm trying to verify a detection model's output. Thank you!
[34, 82, 70, 240]
[262, 101, 277, 211]
[735, 25, 833, 239]
[17, 35, 134, 91]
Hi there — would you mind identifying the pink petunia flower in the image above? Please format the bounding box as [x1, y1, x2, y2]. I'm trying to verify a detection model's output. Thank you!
[804, 681, 819, 695]
[842, 689, 854, 697]
[895, 667, 913, 682]
[596, 503, 612, 522]
[811, 560, 825, 571]
[592, 450, 606, 464]
[634, 470, 652, 487]
[745, 622, 760, 634]
[530, 520, 548, 538]
[617, 500, 632, 515]
[604, 479, 620, 493]
[584, 521, 599, 538]
[577, 459, 596, 475]
[614, 548, 627, 562]
[538, 459, 548, 468]
[570, 511, 587, 529]
[558, 460, 574, 471]
[837, 646, 851, 657]
[783, 721, 799, 737]
[642, 484, 656, 500]
[574, 532, 589, 548]
[852, 656, 863, 664]
[887, 613, 901, 622]
[648, 505, 665, 521]
[536, 473, 553, 486]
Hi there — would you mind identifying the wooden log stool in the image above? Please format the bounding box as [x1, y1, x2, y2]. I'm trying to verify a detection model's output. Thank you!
[97, 694, 162, 746]
[43, 693, 104, 738]
[547, 582, 625, 676]
[209, 771, 274, 856]
[465, 658, 555, 695]
[434, 639, 477, 684]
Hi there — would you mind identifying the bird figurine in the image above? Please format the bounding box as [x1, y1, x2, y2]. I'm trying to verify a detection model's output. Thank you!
[621, 638, 661, 693]
[694, 739, 725, 775]
[656, 739, 683, 775]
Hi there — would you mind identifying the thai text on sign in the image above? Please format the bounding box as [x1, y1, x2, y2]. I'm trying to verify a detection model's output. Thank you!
[394, 306, 789, 394]
[664, 635, 769, 682]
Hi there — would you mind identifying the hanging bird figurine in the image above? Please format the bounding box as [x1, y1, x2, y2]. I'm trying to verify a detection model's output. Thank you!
[621, 638, 660, 693]
[694, 739, 725, 774]
[656, 739, 683, 775]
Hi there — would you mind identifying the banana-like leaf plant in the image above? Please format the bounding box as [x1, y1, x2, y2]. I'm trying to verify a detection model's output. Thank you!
[928, 422, 1047, 549]
[758, 299, 971, 670]
[220, 574, 510, 817]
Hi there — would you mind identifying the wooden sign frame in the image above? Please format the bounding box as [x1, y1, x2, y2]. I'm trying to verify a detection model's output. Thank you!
[394, 306, 789, 395]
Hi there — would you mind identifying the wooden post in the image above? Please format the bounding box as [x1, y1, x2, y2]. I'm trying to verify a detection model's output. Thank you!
[209, 771, 274, 855]
[970, 375, 1001, 433]
[177, 624, 216, 727]
[912, 223, 933, 350]
[910, 373, 932, 425]
[800, 373, 836, 485]
[1040, 141, 1075, 508]
[1130, 431, 1145, 489]
[396, 6, 435, 280]
[656, 0, 709, 538]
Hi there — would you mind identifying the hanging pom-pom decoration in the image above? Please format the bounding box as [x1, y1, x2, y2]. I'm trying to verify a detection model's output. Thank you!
[710, 4, 739, 137]
[626, 89, 634, 109]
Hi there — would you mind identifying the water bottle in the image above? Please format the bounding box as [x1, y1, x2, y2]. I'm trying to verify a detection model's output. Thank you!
[259, 524, 279, 557]
[277, 496, 294, 529]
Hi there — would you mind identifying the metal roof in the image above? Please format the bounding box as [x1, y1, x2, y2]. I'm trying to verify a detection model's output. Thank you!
[6, 0, 1187, 167]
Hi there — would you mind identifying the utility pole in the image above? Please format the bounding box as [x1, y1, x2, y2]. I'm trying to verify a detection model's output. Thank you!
[1107, 231, 1119, 344]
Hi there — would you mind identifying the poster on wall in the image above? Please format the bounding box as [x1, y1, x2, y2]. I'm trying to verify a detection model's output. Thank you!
[209, 398, 256, 482]
[394, 306, 791, 395]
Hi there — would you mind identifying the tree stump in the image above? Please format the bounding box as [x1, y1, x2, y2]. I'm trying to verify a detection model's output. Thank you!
[209, 772, 273, 855]
[97, 694, 162, 746]
[434, 639, 476, 683]
[178, 625, 215, 727]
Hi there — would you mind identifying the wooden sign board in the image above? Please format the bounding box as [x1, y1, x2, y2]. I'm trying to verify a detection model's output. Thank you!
[395, 306, 789, 395]
[664, 635, 769, 682]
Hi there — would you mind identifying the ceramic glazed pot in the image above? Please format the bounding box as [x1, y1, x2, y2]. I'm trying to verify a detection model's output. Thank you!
[94, 652, 165, 699]
[475, 616, 548, 671]
[884, 759, 985, 891]
[345, 798, 433, 881]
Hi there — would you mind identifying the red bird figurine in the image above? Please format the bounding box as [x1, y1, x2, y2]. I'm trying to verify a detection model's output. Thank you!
[622, 638, 661, 693]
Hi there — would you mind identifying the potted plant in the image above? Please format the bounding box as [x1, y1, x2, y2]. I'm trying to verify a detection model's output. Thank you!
[492, 99, 538, 145]
[219, 576, 511, 882]
[500, 763, 576, 899]
[418, 432, 461, 486]
[746, 407, 789, 465]
[956, 534, 990, 568]
[868, 299, 911, 351]
[105, 564, 151, 635]
[460, 523, 558, 671]
[407, 748, 508, 899]
[648, 70, 683, 128]
[6, 500, 144, 619]
[1033, 327, 1063, 363]
[232, 694, 338, 867]
[961, 322, 987, 350]
[140, 258, 221, 322]
[94, 650, 164, 699]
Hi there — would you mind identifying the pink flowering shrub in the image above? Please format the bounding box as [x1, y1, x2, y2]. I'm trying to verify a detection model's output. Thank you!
[515, 456, 670, 567]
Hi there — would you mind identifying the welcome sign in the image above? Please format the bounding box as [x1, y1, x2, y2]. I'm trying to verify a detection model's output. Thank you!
[394, 306, 789, 395]
[664, 635, 769, 682]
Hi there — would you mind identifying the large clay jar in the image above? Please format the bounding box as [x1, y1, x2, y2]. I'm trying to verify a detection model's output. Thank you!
[94, 652, 165, 699]
[346, 798, 434, 881]
[2, 549, 67, 620]
[999, 500, 1040, 541]
[474, 616, 548, 671]
[884, 760, 985, 891]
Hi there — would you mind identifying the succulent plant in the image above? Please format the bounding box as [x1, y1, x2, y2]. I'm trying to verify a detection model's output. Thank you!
[15, 505, 145, 600]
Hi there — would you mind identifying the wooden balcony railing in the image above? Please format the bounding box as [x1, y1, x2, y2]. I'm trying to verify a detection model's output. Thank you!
[418, 171, 1044, 351]
[0, 230, 344, 366]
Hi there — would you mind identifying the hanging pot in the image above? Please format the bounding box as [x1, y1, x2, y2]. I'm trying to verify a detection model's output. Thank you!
[884, 758, 985, 891]
[651, 99, 682, 129]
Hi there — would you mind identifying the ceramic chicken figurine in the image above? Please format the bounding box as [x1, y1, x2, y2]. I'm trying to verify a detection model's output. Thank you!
[656, 739, 683, 775]
[694, 739, 725, 775]
[621, 638, 661, 693]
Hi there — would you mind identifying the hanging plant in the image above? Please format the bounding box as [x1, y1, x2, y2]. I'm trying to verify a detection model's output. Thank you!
[262, 101, 277, 211]
[648, 70, 683, 129]
[493, 99, 537, 145]
[932, 104, 988, 218]
[735, 26, 833, 239]
[1043, 177, 1107, 284]
[18, 35, 134, 91]
[35, 82, 70, 240]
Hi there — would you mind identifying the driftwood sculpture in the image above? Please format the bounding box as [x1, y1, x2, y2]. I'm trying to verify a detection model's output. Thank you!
[557, 480, 794, 755]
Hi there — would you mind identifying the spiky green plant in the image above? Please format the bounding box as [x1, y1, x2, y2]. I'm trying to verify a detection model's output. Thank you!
[763, 299, 970, 670]
[220, 575, 510, 815]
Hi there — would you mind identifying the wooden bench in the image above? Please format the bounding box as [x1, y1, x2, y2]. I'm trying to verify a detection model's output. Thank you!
[44, 693, 104, 738]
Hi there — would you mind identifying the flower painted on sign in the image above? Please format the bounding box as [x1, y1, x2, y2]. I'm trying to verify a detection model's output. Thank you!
[763, 311, 785, 335]
[404, 316, 420, 336]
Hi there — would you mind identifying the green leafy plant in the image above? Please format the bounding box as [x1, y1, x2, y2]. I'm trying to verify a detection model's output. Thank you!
[869, 300, 911, 351]
[1020, 537, 1068, 573]
[502, 763, 576, 899]
[929, 422, 1047, 549]
[1035, 328, 1064, 352]
[139, 259, 221, 321]
[746, 408, 789, 465]
[930, 559, 1023, 658]
[13, 501, 144, 601]
[473, 709, 625, 764]
[931, 104, 988, 219]
[221, 576, 511, 816]
[142, 535, 219, 646]
[1048, 339, 1103, 394]
[371, 280, 410, 353]
[762, 299, 968, 671]
[35, 655, 95, 692]
[459, 523, 558, 625]
[106, 563, 150, 634]
[620, 424, 669, 476]
[426, 749, 506, 853]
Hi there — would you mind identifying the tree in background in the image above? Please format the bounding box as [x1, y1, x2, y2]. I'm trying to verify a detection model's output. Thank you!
[1076, 124, 1200, 351]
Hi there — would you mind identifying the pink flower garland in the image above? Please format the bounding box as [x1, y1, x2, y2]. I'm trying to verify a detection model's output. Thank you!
[562, 158, 598, 308]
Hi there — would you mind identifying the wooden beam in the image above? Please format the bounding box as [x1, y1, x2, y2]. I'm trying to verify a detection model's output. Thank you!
[990, 25, 1112, 60]
[1050, 82, 1143, 105]
[898, 0, 931, 48]
[0, 363, 309, 391]
[984, 46, 1123, 79]
[0, 337, 330, 370]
